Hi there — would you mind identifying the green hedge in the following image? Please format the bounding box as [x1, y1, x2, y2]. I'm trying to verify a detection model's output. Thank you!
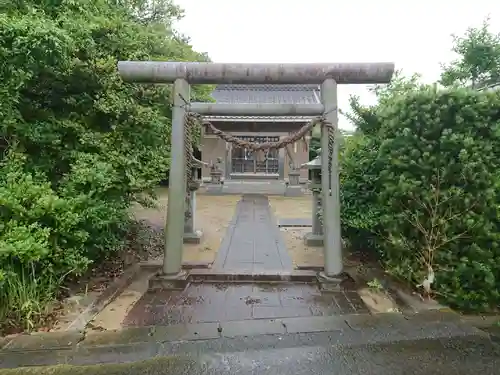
[341, 86, 500, 311]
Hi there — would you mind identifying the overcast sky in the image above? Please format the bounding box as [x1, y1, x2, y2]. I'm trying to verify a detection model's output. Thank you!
[174, 0, 500, 130]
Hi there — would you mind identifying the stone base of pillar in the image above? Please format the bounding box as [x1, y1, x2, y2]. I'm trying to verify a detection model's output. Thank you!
[316, 271, 348, 292]
[209, 171, 223, 184]
[148, 270, 189, 291]
[288, 170, 301, 186]
[183, 229, 203, 244]
[303, 232, 323, 247]
[285, 185, 303, 197]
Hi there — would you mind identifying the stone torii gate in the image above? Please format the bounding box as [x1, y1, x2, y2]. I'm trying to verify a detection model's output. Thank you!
[117, 62, 394, 280]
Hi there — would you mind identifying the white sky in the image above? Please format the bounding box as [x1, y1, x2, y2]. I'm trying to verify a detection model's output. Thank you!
[174, 0, 500, 130]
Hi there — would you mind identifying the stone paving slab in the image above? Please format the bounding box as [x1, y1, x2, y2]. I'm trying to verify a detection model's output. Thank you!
[213, 194, 293, 272]
[123, 282, 369, 327]
[220, 319, 286, 338]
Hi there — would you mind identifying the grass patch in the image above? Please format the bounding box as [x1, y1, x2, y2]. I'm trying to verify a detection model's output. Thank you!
[0, 264, 62, 335]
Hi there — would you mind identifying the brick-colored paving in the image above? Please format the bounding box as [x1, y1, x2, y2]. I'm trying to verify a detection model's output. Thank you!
[123, 282, 369, 327]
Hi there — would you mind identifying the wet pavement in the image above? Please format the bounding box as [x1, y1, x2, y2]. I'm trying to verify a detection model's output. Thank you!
[123, 282, 369, 326]
[212, 194, 293, 272]
[2, 326, 500, 373]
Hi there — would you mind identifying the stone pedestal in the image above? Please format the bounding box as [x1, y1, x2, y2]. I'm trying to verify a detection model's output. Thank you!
[300, 155, 323, 247]
[304, 190, 323, 247]
[205, 170, 224, 194]
[183, 183, 203, 244]
[210, 170, 222, 184]
[312, 191, 323, 234]
[288, 170, 300, 185]
[316, 271, 345, 292]
[285, 170, 303, 197]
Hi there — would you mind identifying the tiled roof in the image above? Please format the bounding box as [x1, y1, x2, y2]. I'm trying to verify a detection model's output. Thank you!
[211, 84, 321, 105]
[199, 84, 321, 122]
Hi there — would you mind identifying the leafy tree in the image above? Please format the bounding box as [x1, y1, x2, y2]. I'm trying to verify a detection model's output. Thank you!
[0, 0, 211, 332]
[343, 70, 422, 133]
[440, 18, 500, 88]
[117, 0, 184, 24]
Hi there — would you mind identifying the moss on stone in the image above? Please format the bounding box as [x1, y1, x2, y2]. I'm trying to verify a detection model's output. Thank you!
[0, 356, 198, 375]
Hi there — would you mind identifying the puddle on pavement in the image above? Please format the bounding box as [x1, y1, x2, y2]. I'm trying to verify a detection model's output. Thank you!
[243, 296, 263, 305]
[255, 284, 289, 292]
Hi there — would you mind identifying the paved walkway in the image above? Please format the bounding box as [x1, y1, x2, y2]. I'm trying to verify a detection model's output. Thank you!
[212, 194, 293, 272]
[121, 194, 367, 327]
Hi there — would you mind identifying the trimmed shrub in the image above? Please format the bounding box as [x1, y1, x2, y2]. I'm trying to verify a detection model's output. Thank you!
[341, 86, 500, 311]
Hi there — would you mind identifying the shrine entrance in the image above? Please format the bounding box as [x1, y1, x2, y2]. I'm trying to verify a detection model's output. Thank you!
[231, 135, 280, 175]
[117, 61, 394, 279]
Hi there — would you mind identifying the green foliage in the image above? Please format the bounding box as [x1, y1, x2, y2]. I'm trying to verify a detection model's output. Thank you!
[376, 87, 500, 310]
[0, 0, 211, 332]
[341, 79, 500, 311]
[340, 72, 421, 251]
[340, 133, 384, 252]
[309, 137, 321, 160]
[440, 18, 500, 88]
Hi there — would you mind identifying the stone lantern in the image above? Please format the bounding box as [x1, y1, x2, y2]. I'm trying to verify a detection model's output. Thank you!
[183, 159, 203, 244]
[301, 152, 323, 247]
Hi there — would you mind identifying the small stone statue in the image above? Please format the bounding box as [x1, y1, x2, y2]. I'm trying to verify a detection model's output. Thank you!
[209, 157, 223, 184]
[211, 157, 223, 172]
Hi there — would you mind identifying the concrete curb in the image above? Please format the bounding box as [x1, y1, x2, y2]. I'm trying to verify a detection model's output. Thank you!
[188, 269, 319, 283]
[62, 261, 214, 332]
[0, 310, 492, 369]
[65, 264, 142, 332]
[460, 315, 500, 328]
[138, 260, 212, 270]
[298, 263, 500, 327]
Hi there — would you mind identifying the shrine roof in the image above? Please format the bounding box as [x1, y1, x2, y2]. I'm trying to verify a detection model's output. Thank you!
[198, 84, 321, 122]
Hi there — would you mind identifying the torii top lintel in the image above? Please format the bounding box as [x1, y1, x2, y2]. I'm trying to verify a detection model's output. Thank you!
[117, 61, 395, 85]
